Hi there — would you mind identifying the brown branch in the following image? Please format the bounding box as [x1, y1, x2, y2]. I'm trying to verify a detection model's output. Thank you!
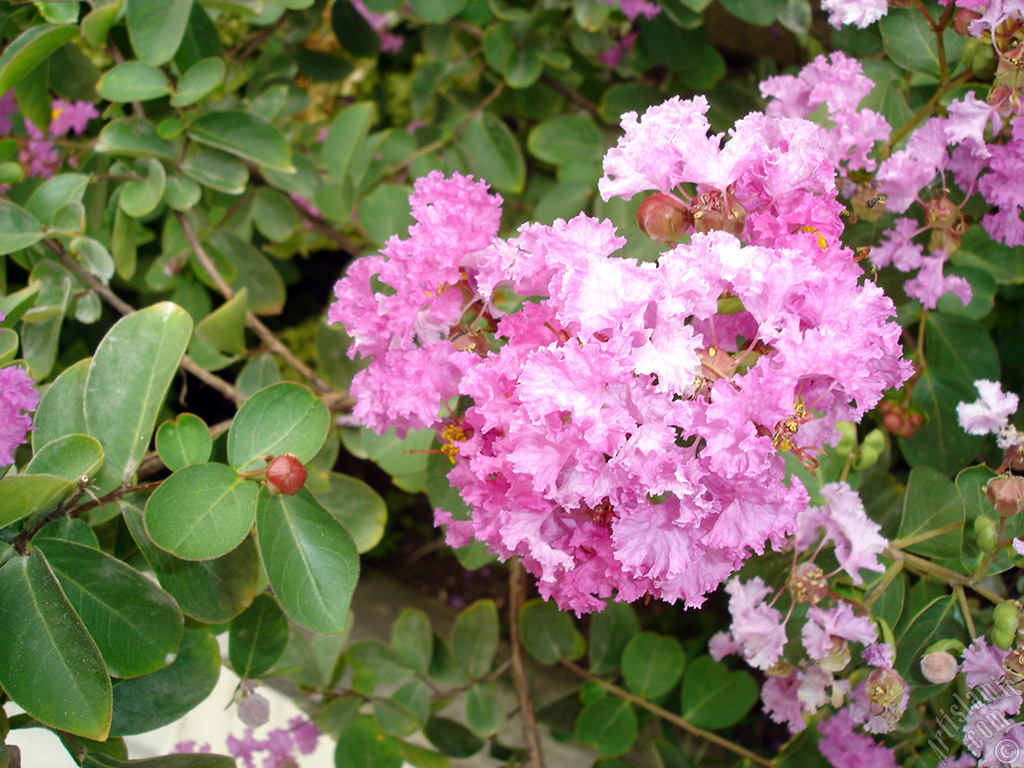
[560, 659, 775, 768]
[887, 547, 1006, 604]
[176, 212, 336, 394]
[509, 558, 545, 768]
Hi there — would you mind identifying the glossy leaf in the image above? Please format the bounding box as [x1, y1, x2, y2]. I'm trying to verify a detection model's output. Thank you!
[458, 113, 525, 194]
[0, 550, 112, 739]
[205, 230, 285, 315]
[228, 381, 330, 472]
[324, 102, 376, 181]
[423, 717, 484, 758]
[898, 467, 964, 560]
[170, 57, 226, 107]
[120, 158, 167, 217]
[681, 656, 758, 729]
[25, 172, 90, 223]
[313, 472, 387, 554]
[189, 111, 294, 173]
[357, 183, 414, 246]
[96, 118, 177, 161]
[335, 716, 403, 768]
[70, 236, 116, 283]
[126, 0, 195, 66]
[0, 24, 79, 95]
[622, 632, 685, 699]
[110, 627, 220, 736]
[145, 463, 260, 560]
[164, 174, 202, 211]
[34, 538, 183, 679]
[0, 199, 45, 255]
[256, 488, 360, 634]
[180, 145, 249, 194]
[880, 6, 963, 80]
[519, 598, 576, 665]
[466, 681, 506, 737]
[451, 599, 499, 679]
[84, 302, 192, 489]
[229, 593, 289, 678]
[156, 413, 212, 471]
[123, 504, 259, 623]
[588, 602, 640, 674]
[576, 698, 638, 757]
[190, 287, 248, 370]
[895, 596, 968, 685]
[331, 0, 381, 58]
[528, 115, 604, 166]
[390, 608, 433, 675]
[32, 357, 89, 449]
[96, 62, 171, 102]
[81, 2, 123, 48]
[900, 370, 983, 477]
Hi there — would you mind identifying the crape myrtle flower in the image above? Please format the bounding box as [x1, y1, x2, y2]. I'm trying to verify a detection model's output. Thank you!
[0, 93, 98, 179]
[0, 313, 40, 466]
[817, 709, 898, 768]
[820, 0, 889, 29]
[957, 379, 1024, 450]
[330, 95, 910, 614]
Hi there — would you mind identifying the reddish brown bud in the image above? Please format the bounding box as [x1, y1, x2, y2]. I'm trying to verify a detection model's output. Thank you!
[692, 189, 746, 237]
[265, 453, 307, 495]
[636, 193, 692, 243]
[986, 474, 1024, 517]
[953, 8, 982, 36]
[1005, 444, 1024, 472]
[882, 410, 905, 435]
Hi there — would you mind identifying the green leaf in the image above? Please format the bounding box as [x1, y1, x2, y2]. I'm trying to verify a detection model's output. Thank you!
[331, 0, 381, 58]
[411, 0, 468, 22]
[899, 370, 984, 477]
[0, 24, 79, 95]
[0, 199, 45, 255]
[34, 538, 183, 679]
[0, 550, 111, 739]
[880, 7, 963, 80]
[895, 596, 968, 686]
[952, 225, 1024, 284]
[205, 230, 285, 315]
[314, 472, 388, 554]
[170, 57, 226, 107]
[156, 413, 212, 471]
[357, 183, 415, 246]
[519, 598, 576, 665]
[575, 698, 638, 757]
[36, 0, 82, 24]
[180, 145, 249, 194]
[681, 656, 758, 729]
[70, 236, 115, 282]
[465, 681, 506, 737]
[126, 0, 195, 66]
[237, 353, 282, 398]
[25, 432, 104, 481]
[451, 599, 498, 679]
[324, 102, 376, 181]
[82, 754, 235, 768]
[25, 172, 90, 224]
[925, 313, 999, 384]
[229, 593, 289, 678]
[0, 474, 72, 528]
[120, 158, 167, 217]
[123, 504, 260, 623]
[112, 203, 137, 278]
[391, 608, 433, 675]
[82, 2, 123, 48]
[32, 357, 89, 449]
[96, 117, 178, 161]
[483, 22, 542, 88]
[528, 115, 604, 165]
[718, 0, 784, 24]
[373, 697, 421, 737]
[15, 55, 52, 133]
[588, 601, 640, 674]
[423, 717, 484, 758]
[897, 467, 964, 560]
[0, 328, 18, 364]
[621, 632, 685, 699]
[110, 627, 220, 736]
[189, 111, 294, 173]
[195, 287, 248, 355]
[639, 19, 724, 91]
[336, 717, 403, 768]
[228, 381, 330, 472]
[36, 516, 99, 548]
[85, 302, 192, 490]
[252, 187, 301, 241]
[458, 113, 525, 194]
[145, 463, 260, 560]
[256, 487, 360, 634]
[96, 62, 171, 102]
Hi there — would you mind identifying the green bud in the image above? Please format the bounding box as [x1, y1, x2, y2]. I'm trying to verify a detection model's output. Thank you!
[835, 422, 857, 459]
[0, 162, 24, 186]
[962, 37, 997, 79]
[156, 117, 185, 140]
[925, 638, 965, 655]
[994, 601, 1019, 634]
[994, 626, 1015, 651]
[975, 514, 998, 553]
[853, 428, 885, 470]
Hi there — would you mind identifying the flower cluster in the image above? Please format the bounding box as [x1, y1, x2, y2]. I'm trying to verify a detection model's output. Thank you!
[330, 93, 910, 614]
[958, 379, 1022, 449]
[174, 717, 320, 768]
[0, 313, 39, 466]
[0, 91, 98, 179]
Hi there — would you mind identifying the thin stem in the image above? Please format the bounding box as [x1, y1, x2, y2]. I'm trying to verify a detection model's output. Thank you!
[509, 559, 546, 768]
[176, 212, 336, 394]
[882, 70, 976, 156]
[955, 585, 977, 639]
[560, 659, 775, 768]
[889, 519, 965, 549]
[887, 547, 1005, 604]
[864, 558, 905, 609]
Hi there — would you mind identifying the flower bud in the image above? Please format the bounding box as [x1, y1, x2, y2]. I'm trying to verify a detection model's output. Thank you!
[692, 189, 745, 237]
[986, 474, 1024, 517]
[834, 422, 857, 459]
[237, 690, 271, 728]
[975, 514, 998, 553]
[636, 193, 692, 243]
[1004, 444, 1024, 472]
[961, 36, 997, 78]
[866, 667, 908, 728]
[954, 8, 982, 36]
[920, 651, 959, 684]
[265, 453, 307, 495]
[788, 561, 828, 604]
[854, 428, 886, 471]
[994, 602, 1020, 635]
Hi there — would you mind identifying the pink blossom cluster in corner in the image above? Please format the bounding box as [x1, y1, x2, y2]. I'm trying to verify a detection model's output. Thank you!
[0, 91, 98, 179]
[350, 0, 404, 53]
[960, 637, 1024, 766]
[0, 313, 39, 466]
[599, 0, 660, 21]
[939, 0, 1024, 36]
[223, 717, 321, 768]
[330, 94, 910, 615]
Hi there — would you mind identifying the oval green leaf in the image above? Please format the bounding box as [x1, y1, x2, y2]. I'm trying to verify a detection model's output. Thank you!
[0, 549, 112, 740]
[126, 0, 195, 66]
[390, 608, 433, 675]
[680, 655, 758, 729]
[519, 598, 576, 665]
[622, 632, 685, 699]
[228, 381, 329, 472]
[170, 57, 226, 107]
[315, 472, 387, 553]
[145, 463, 259, 560]
[451, 599, 498, 679]
[575, 697, 638, 757]
[0, 199, 45, 255]
[256, 487, 360, 635]
[588, 601, 640, 674]
[228, 593, 289, 679]
[188, 111, 294, 173]
[156, 413, 212, 471]
[458, 113, 525, 194]
[96, 62, 171, 102]
[34, 538, 184, 679]
[0, 473, 76, 528]
[0, 24, 79, 95]
[96, 118, 178, 161]
[120, 158, 167, 218]
[32, 357, 89, 449]
[25, 432, 104, 481]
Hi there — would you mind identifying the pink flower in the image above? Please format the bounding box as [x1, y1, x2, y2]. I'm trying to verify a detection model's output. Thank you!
[49, 99, 98, 137]
[288, 717, 319, 755]
[725, 578, 787, 670]
[820, 0, 889, 28]
[0, 361, 40, 465]
[795, 483, 888, 585]
[762, 672, 807, 734]
[599, 0, 659, 20]
[862, 643, 895, 669]
[0, 91, 16, 135]
[817, 709, 898, 768]
[962, 636, 1011, 690]
[871, 218, 925, 272]
[802, 603, 878, 660]
[957, 380, 1019, 436]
